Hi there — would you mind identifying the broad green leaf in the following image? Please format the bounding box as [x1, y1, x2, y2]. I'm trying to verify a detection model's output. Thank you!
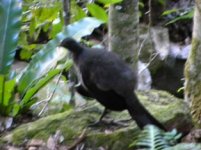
[138, 2, 144, 8]
[0, 0, 22, 74]
[49, 18, 63, 39]
[166, 10, 194, 25]
[21, 98, 37, 112]
[97, 0, 123, 5]
[20, 59, 72, 106]
[18, 17, 103, 95]
[61, 17, 103, 40]
[20, 49, 33, 60]
[0, 75, 5, 103]
[4, 79, 16, 106]
[37, 7, 58, 23]
[71, 0, 86, 22]
[29, 17, 36, 38]
[18, 45, 68, 95]
[158, 0, 165, 6]
[87, 4, 108, 23]
[12, 104, 21, 116]
[20, 69, 61, 106]
[162, 9, 178, 16]
[4, 105, 12, 116]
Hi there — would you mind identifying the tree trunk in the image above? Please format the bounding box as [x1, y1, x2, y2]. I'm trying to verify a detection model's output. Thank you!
[63, 0, 70, 25]
[108, 0, 139, 65]
[184, 0, 201, 126]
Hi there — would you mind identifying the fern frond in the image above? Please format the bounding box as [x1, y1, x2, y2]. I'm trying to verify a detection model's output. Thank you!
[130, 125, 181, 150]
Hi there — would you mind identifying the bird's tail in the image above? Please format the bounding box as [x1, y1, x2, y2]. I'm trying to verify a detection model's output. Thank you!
[126, 93, 166, 130]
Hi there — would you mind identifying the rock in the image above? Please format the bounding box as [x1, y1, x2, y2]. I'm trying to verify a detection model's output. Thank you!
[0, 90, 192, 150]
[151, 57, 185, 98]
[138, 25, 187, 98]
[4, 146, 22, 150]
[137, 61, 152, 90]
[166, 143, 201, 150]
[138, 25, 170, 63]
[0, 117, 13, 132]
[151, 27, 170, 60]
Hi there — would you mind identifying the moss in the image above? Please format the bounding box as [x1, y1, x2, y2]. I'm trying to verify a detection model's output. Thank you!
[168, 143, 201, 150]
[185, 38, 201, 78]
[184, 38, 200, 80]
[138, 90, 191, 128]
[3, 110, 72, 145]
[184, 38, 201, 127]
[109, 3, 138, 62]
[191, 82, 201, 127]
[0, 90, 193, 149]
[86, 127, 139, 150]
[190, 38, 200, 63]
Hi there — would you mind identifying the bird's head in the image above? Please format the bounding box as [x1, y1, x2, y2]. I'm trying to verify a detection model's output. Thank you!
[59, 37, 83, 53]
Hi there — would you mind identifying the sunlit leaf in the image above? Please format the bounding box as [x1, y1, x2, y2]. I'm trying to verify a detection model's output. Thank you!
[97, 0, 123, 5]
[87, 3, 108, 23]
[29, 17, 36, 37]
[166, 10, 194, 25]
[12, 104, 21, 116]
[49, 18, 63, 39]
[71, 0, 86, 22]
[20, 59, 72, 106]
[20, 69, 62, 106]
[4, 79, 16, 106]
[158, 0, 165, 6]
[20, 49, 33, 61]
[0, 75, 5, 103]
[139, 2, 144, 8]
[162, 9, 178, 16]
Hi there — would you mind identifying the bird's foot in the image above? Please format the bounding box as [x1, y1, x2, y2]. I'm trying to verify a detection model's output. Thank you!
[87, 120, 105, 127]
[109, 120, 130, 127]
[88, 119, 131, 128]
[115, 118, 132, 123]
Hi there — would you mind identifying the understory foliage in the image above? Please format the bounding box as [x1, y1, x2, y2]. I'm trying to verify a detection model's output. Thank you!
[0, 0, 197, 149]
[0, 0, 103, 118]
[130, 125, 181, 150]
[130, 125, 201, 150]
[19, 0, 123, 61]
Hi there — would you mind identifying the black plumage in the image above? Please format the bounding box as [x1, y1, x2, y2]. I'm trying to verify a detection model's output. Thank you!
[60, 38, 165, 130]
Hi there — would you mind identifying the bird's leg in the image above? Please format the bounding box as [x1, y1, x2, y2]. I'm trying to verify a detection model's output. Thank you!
[98, 108, 109, 122]
[88, 108, 109, 127]
[110, 118, 132, 127]
[98, 109, 130, 126]
[68, 70, 77, 105]
[88, 109, 130, 127]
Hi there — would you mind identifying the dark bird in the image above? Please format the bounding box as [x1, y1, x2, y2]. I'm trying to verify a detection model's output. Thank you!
[60, 37, 165, 130]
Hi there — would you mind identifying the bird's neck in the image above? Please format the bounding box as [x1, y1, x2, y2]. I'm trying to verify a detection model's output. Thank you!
[67, 42, 84, 55]
[71, 46, 85, 63]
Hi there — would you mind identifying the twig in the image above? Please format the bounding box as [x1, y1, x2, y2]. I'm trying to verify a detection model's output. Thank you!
[148, 0, 154, 49]
[138, 0, 158, 73]
[138, 0, 153, 57]
[139, 52, 159, 74]
[138, 34, 148, 57]
[68, 128, 87, 150]
[145, 10, 150, 14]
[38, 71, 63, 116]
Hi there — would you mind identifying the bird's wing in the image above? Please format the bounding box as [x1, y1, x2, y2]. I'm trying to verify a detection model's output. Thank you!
[81, 55, 135, 95]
